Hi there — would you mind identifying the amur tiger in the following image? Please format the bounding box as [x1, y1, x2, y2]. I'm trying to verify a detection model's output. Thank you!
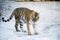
[2, 7, 39, 35]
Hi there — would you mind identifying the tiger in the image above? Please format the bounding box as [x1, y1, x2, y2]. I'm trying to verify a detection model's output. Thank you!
[2, 7, 39, 35]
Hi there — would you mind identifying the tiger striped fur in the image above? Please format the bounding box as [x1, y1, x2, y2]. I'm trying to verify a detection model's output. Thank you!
[2, 7, 39, 35]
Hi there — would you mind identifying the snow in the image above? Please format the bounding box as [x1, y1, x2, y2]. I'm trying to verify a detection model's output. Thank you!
[0, 1, 60, 40]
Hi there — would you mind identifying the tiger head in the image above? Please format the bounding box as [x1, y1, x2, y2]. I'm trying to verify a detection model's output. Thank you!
[32, 10, 39, 23]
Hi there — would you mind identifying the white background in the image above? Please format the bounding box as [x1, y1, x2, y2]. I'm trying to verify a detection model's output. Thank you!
[0, 1, 60, 40]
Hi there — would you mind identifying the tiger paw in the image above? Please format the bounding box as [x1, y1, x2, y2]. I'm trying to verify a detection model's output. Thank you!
[16, 30, 20, 32]
[23, 31, 26, 32]
[22, 30, 26, 32]
[34, 32, 39, 35]
[28, 33, 32, 35]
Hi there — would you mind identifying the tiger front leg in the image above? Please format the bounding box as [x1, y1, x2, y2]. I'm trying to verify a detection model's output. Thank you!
[26, 17, 31, 35]
[33, 23, 38, 35]
[26, 22, 31, 35]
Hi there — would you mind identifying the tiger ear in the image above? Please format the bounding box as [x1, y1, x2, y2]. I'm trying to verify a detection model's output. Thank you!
[31, 10, 34, 12]
[31, 10, 36, 13]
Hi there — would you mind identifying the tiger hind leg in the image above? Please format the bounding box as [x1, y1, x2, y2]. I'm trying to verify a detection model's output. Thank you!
[15, 19, 20, 32]
[20, 21, 26, 32]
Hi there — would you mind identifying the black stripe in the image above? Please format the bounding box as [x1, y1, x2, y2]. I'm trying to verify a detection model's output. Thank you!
[20, 23, 23, 26]
[7, 19, 9, 21]
[5, 20, 7, 22]
[2, 15, 13, 22]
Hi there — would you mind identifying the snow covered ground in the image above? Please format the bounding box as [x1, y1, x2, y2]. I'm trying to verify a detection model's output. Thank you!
[0, 1, 60, 40]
